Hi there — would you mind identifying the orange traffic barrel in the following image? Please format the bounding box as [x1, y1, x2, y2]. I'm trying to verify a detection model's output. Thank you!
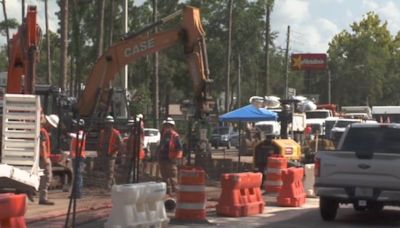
[265, 155, 287, 193]
[175, 167, 206, 221]
[0, 193, 27, 228]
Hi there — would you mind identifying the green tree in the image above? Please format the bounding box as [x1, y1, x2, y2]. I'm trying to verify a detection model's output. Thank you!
[328, 12, 393, 106]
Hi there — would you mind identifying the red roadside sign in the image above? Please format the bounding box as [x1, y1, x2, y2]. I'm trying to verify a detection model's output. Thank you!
[291, 53, 327, 70]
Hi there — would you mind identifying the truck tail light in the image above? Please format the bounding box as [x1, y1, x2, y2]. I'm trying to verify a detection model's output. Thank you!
[315, 158, 320, 177]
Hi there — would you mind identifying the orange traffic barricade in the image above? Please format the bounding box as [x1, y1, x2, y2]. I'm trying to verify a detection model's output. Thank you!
[175, 167, 206, 221]
[0, 193, 27, 228]
[265, 155, 287, 193]
[216, 172, 264, 217]
[277, 167, 306, 207]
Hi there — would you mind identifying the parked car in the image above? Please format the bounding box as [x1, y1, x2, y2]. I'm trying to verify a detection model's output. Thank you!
[229, 132, 240, 148]
[144, 128, 161, 159]
[210, 126, 236, 149]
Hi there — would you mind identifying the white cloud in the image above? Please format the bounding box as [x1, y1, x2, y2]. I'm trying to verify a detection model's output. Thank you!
[362, 0, 379, 10]
[273, 0, 309, 25]
[376, 1, 400, 32]
[316, 18, 339, 35]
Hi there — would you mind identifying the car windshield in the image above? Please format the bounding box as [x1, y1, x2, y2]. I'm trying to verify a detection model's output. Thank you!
[341, 127, 400, 155]
[335, 120, 359, 128]
[213, 127, 229, 134]
[306, 111, 329, 119]
[144, 130, 159, 136]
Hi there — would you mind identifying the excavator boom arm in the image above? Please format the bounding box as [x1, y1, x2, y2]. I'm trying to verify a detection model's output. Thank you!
[77, 6, 210, 118]
[6, 5, 41, 94]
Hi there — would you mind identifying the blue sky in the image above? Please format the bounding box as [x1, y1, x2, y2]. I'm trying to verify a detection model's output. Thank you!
[1, 0, 400, 53]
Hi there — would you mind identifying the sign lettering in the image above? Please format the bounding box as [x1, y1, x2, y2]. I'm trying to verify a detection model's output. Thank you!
[124, 38, 155, 58]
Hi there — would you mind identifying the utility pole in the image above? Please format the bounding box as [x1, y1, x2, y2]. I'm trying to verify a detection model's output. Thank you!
[284, 25, 290, 99]
[328, 70, 331, 104]
[264, 1, 272, 96]
[123, 0, 128, 91]
[225, 0, 233, 113]
[21, 0, 25, 21]
[152, 0, 159, 128]
[237, 55, 241, 108]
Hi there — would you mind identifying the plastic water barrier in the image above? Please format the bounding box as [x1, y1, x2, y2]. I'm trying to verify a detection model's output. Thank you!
[105, 182, 169, 228]
[216, 172, 264, 217]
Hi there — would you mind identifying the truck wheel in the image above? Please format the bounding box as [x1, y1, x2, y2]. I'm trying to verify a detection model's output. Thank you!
[320, 197, 338, 221]
[367, 202, 384, 212]
[353, 202, 367, 212]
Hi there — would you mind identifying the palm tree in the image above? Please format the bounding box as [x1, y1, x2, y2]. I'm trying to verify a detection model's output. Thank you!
[44, 0, 51, 84]
[60, 0, 68, 92]
[1, 0, 10, 60]
[96, 0, 105, 57]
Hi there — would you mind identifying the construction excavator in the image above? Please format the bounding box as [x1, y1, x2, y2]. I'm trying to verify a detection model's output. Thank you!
[70, 5, 213, 210]
[1, 5, 212, 198]
[75, 5, 212, 122]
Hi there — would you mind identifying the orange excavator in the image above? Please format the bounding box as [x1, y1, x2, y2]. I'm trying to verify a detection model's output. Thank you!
[6, 5, 41, 95]
[76, 5, 212, 121]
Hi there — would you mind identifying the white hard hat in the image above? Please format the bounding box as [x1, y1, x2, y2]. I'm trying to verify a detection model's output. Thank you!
[249, 96, 264, 103]
[105, 115, 114, 123]
[45, 114, 59, 128]
[136, 114, 143, 121]
[162, 117, 175, 126]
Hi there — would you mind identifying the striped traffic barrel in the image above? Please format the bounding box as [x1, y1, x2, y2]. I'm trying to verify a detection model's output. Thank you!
[265, 155, 287, 193]
[175, 167, 206, 221]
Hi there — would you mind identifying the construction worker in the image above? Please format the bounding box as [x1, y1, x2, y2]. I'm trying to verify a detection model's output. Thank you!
[39, 114, 59, 205]
[69, 130, 86, 198]
[97, 115, 122, 189]
[158, 117, 183, 195]
[124, 115, 145, 182]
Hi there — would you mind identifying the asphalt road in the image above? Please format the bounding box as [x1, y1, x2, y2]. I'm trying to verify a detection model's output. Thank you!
[75, 198, 400, 228]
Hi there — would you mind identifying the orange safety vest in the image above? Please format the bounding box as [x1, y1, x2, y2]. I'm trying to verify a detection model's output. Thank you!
[167, 130, 183, 160]
[125, 133, 145, 160]
[40, 128, 51, 159]
[70, 134, 86, 158]
[99, 128, 121, 155]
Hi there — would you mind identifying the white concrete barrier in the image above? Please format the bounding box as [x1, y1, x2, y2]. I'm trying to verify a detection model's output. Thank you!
[105, 182, 169, 228]
[303, 164, 315, 197]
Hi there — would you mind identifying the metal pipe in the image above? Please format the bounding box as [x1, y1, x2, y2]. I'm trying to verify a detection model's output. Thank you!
[122, 9, 183, 40]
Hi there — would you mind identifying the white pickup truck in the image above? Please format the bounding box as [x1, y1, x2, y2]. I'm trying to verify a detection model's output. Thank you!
[315, 123, 400, 221]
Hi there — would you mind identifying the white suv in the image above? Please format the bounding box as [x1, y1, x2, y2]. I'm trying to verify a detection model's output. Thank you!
[144, 128, 161, 159]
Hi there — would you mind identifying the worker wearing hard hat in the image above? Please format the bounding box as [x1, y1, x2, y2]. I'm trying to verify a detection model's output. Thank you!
[39, 114, 59, 205]
[123, 114, 145, 182]
[97, 115, 122, 189]
[158, 117, 183, 195]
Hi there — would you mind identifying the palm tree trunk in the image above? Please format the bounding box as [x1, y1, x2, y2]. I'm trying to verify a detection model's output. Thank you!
[97, 0, 105, 58]
[45, 0, 52, 84]
[1, 0, 10, 61]
[152, 0, 159, 128]
[108, 0, 115, 48]
[60, 0, 68, 92]
[225, 0, 233, 112]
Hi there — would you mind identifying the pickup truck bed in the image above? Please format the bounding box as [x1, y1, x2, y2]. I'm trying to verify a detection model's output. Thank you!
[315, 123, 400, 221]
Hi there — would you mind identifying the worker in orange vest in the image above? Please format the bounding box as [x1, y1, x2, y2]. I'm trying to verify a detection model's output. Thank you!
[69, 130, 86, 198]
[39, 114, 59, 205]
[123, 115, 145, 182]
[158, 117, 183, 195]
[97, 115, 122, 189]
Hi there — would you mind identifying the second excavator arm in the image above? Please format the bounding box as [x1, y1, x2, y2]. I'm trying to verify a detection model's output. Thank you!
[76, 5, 212, 120]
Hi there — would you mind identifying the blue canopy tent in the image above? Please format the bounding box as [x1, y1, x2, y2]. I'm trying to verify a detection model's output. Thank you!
[218, 104, 278, 171]
[219, 104, 278, 122]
